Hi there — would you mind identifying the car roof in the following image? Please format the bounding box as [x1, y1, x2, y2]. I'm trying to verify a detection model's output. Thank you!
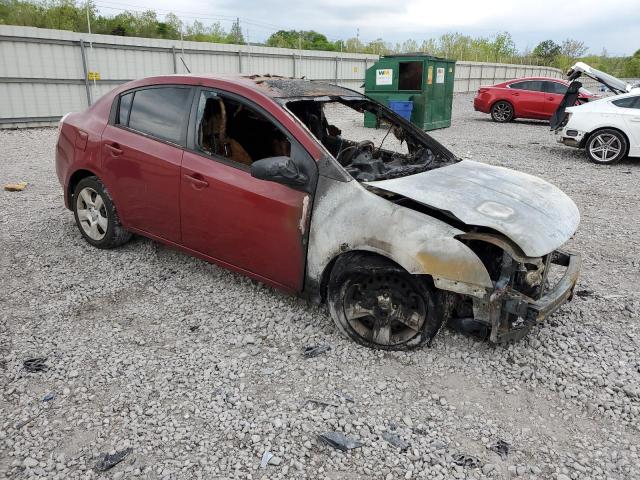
[137, 74, 362, 100]
[506, 77, 567, 83]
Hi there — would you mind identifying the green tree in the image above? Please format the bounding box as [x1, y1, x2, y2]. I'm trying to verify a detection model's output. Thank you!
[533, 39, 561, 64]
[226, 17, 244, 44]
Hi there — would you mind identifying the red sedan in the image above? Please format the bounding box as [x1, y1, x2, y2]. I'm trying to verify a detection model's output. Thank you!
[473, 77, 596, 122]
[55, 74, 581, 349]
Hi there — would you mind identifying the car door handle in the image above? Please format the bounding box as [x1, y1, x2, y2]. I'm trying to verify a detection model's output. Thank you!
[184, 173, 209, 189]
[512, 92, 520, 96]
[105, 143, 123, 156]
[630, 117, 640, 122]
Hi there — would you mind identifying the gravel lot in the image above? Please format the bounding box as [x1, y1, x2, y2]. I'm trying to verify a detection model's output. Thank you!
[1, 93, 639, 480]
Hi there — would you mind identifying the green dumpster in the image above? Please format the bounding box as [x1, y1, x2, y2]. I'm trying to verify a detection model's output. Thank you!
[363, 54, 456, 131]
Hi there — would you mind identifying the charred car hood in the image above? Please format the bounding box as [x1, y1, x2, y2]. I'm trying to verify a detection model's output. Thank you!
[366, 160, 580, 257]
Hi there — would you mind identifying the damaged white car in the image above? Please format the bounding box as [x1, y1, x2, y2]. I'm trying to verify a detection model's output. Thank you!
[552, 62, 640, 164]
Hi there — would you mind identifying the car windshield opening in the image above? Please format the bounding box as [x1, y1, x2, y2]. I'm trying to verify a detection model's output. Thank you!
[285, 98, 454, 181]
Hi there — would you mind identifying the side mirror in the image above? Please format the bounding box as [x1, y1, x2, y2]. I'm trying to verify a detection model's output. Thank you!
[250, 156, 308, 188]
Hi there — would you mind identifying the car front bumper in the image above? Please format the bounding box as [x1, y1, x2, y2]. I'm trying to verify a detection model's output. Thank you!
[487, 250, 581, 343]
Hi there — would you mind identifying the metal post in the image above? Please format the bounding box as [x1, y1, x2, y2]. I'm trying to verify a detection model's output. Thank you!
[335, 56, 339, 84]
[172, 46, 177, 73]
[292, 54, 296, 78]
[238, 50, 242, 73]
[79, 39, 92, 106]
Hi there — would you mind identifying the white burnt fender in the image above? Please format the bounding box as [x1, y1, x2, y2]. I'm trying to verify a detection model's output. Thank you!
[307, 175, 495, 291]
[366, 160, 580, 258]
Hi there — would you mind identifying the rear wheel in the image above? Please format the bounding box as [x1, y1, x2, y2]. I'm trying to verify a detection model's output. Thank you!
[327, 253, 442, 350]
[73, 176, 132, 249]
[585, 129, 627, 164]
[491, 101, 514, 122]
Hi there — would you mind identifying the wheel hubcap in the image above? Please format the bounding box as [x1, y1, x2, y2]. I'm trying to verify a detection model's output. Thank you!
[342, 273, 427, 346]
[76, 187, 108, 240]
[494, 103, 511, 121]
[590, 134, 621, 162]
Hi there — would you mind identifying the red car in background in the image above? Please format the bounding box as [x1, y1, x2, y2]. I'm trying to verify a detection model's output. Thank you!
[474, 77, 596, 123]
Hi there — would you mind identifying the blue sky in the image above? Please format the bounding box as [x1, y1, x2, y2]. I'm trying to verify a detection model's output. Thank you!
[95, 0, 640, 56]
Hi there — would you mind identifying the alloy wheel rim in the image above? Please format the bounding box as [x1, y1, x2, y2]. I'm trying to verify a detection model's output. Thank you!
[342, 273, 426, 346]
[590, 134, 621, 162]
[76, 187, 108, 240]
[494, 103, 511, 121]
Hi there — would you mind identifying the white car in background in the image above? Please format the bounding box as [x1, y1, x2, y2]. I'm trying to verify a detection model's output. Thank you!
[552, 62, 640, 164]
[557, 92, 640, 164]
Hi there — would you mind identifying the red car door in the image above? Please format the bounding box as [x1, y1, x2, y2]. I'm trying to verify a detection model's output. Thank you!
[179, 89, 313, 292]
[101, 86, 194, 243]
[542, 81, 569, 118]
[509, 80, 547, 118]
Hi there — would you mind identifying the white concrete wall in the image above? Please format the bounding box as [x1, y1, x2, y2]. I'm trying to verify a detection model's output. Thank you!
[1, 25, 567, 128]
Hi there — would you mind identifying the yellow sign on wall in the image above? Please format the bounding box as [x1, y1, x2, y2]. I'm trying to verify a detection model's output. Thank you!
[88, 71, 100, 81]
[427, 66, 433, 85]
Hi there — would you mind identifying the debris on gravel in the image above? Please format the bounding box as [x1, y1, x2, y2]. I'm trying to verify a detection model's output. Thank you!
[94, 447, 133, 472]
[318, 431, 364, 451]
[1, 94, 639, 479]
[302, 343, 332, 358]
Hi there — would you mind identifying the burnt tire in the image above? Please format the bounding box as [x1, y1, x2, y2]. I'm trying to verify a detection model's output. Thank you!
[490, 101, 514, 122]
[72, 176, 132, 249]
[327, 252, 442, 350]
[585, 129, 627, 165]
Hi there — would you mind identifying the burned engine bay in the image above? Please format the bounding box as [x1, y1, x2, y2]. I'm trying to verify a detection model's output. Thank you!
[286, 98, 456, 181]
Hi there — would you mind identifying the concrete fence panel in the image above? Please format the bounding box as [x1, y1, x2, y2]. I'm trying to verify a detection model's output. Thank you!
[2, 25, 570, 128]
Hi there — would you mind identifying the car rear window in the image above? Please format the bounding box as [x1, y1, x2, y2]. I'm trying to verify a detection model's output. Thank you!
[612, 96, 640, 109]
[127, 87, 192, 144]
[509, 80, 544, 92]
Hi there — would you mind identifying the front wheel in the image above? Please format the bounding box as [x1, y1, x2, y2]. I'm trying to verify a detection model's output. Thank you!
[327, 253, 442, 350]
[491, 101, 514, 122]
[585, 129, 627, 164]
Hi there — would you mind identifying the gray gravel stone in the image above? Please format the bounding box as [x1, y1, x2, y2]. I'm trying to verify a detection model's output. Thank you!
[1, 94, 639, 479]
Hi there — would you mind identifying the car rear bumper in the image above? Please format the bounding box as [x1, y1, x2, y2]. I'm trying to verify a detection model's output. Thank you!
[556, 128, 586, 148]
[473, 97, 489, 113]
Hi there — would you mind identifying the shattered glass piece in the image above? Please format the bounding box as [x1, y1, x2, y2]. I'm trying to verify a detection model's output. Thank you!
[260, 451, 273, 469]
[452, 453, 481, 468]
[43, 392, 55, 402]
[335, 390, 354, 403]
[382, 432, 411, 451]
[94, 448, 132, 472]
[23, 357, 47, 373]
[318, 432, 363, 451]
[302, 344, 331, 358]
[489, 439, 510, 459]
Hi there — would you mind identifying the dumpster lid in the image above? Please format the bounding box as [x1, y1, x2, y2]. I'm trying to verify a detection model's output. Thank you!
[380, 53, 453, 62]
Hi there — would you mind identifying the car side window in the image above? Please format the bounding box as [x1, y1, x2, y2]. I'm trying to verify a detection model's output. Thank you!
[612, 96, 640, 109]
[509, 81, 544, 92]
[544, 82, 568, 95]
[117, 92, 133, 125]
[194, 90, 291, 167]
[126, 86, 192, 145]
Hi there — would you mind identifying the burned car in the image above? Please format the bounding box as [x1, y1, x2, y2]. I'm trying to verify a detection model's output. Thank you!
[56, 74, 581, 350]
